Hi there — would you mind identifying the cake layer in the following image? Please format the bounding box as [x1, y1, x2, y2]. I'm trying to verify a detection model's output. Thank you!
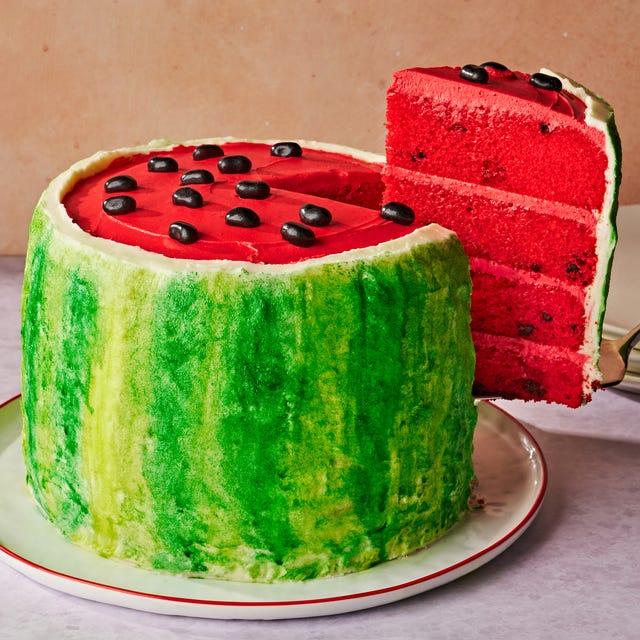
[473, 334, 589, 406]
[22, 140, 477, 582]
[469, 261, 586, 350]
[386, 66, 609, 210]
[383, 166, 598, 286]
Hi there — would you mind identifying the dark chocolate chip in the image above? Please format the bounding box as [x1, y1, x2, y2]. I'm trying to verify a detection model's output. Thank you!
[530, 263, 542, 272]
[281, 221, 315, 247]
[235, 180, 271, 200]
[566, 262, 580, 274]
[102, 195, 136, 215]
[225, 206, 261, 228]
[380, 201, 415, 225]
[480, 61, 509, 71]
[529, 72, 562, 92]
[523, 379, 546, 398]
[540, 123, 551, 134]
[148, 156, 179, 172]
[192, 144, 224, 160]
[460, 64, 488, 84]
[218, 155, 252, 174]
[542, 312, 553, 322]
[271, 142, 303, 158]
[299, 203, 332, 227]
[518, 323, 535, 337]
[181, 169, 214, 185]
[104, 175, 137, 193]
[169, 221, 199, 244]
[172, 187, 204, 208]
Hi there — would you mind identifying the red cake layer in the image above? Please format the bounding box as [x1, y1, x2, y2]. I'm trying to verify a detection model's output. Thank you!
[469, 261, 586, 350]
[63, 142, 395, 264]
[473, 334, 589, 405]
[386, 67, 608, 210]
[384, 166, 597, 286]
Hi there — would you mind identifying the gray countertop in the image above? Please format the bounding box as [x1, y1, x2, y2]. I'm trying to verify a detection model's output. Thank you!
[1, 255, 638, 639]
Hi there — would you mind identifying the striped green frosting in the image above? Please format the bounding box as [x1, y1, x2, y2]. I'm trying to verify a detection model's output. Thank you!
[22, 196, 476, 582]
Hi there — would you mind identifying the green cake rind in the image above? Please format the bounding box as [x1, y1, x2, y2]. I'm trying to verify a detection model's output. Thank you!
[22, 142, 476, 583]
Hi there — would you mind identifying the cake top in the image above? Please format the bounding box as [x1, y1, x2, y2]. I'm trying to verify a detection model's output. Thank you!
[61, 140, 427, 265]
[393, 64, 587, 120]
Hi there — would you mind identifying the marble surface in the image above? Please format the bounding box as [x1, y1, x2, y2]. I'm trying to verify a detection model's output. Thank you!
[1, 255, 638, 639]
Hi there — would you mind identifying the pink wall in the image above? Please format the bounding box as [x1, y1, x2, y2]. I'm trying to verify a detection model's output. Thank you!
[2, 0, 638, 254]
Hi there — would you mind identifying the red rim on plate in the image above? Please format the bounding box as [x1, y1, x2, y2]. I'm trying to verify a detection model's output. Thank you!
[0, 394, 547, 617]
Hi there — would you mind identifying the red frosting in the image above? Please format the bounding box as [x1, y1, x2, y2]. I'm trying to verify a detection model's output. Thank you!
[423, 66, 587, 119]
[63, 142, 408, 264]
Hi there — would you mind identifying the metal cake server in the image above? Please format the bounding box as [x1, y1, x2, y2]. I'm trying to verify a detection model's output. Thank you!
[599, 322, 640, 387]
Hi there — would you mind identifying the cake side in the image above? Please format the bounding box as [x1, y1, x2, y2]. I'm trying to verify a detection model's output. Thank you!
[22, 140, 477, 582]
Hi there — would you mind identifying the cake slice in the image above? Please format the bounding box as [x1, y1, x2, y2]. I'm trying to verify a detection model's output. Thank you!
[384, 64, 621, 406]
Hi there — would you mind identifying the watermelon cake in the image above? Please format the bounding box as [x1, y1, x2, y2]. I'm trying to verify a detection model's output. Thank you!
[384, 63, 621, 406]
[21, 139, 477, 582]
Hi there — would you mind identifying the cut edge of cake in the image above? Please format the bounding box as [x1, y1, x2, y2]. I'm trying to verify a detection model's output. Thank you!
[541, 69, 622, 393]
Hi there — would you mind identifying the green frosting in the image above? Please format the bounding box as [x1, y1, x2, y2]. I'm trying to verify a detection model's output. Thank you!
[22, 203, 476, 582]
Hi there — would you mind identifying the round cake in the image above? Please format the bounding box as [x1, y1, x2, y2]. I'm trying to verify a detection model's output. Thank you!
[21, 138, 477, 582]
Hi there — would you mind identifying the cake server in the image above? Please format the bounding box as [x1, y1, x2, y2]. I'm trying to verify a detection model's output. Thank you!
[599, 322, 640, 387]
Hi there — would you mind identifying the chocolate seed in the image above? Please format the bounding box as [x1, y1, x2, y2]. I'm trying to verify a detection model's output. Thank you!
[192, 144, 224, 160]
[299, 203, 332, 227]
[281, 221, 315, 247]
[172, 187, 204, 208]
[181, 169, 214, 185]
[271, 142, 303, 158]
[566, 262, 580, 274]
[480, 61, 509, 71]
[518, 323, 535, 337]
[540, 123, 551, 134]
[529, 72, 562, 92]
[380, 201, 415, 225]
[148, 156, 179, 172]
[523, 379, 546, 398]
[102, 195, 136, 215]
[235, 180, 271, 200]
[104, 175, 137, 193]
[218, 155, 252, 174]
[169, 221, 199, 244]
[542, 312, 553, 322]
[460, 64, 488, 84]
[225, 206, 261, 228]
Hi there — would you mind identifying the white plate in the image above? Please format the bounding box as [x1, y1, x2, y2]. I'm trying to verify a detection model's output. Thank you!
[0, 396, 546, 620]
